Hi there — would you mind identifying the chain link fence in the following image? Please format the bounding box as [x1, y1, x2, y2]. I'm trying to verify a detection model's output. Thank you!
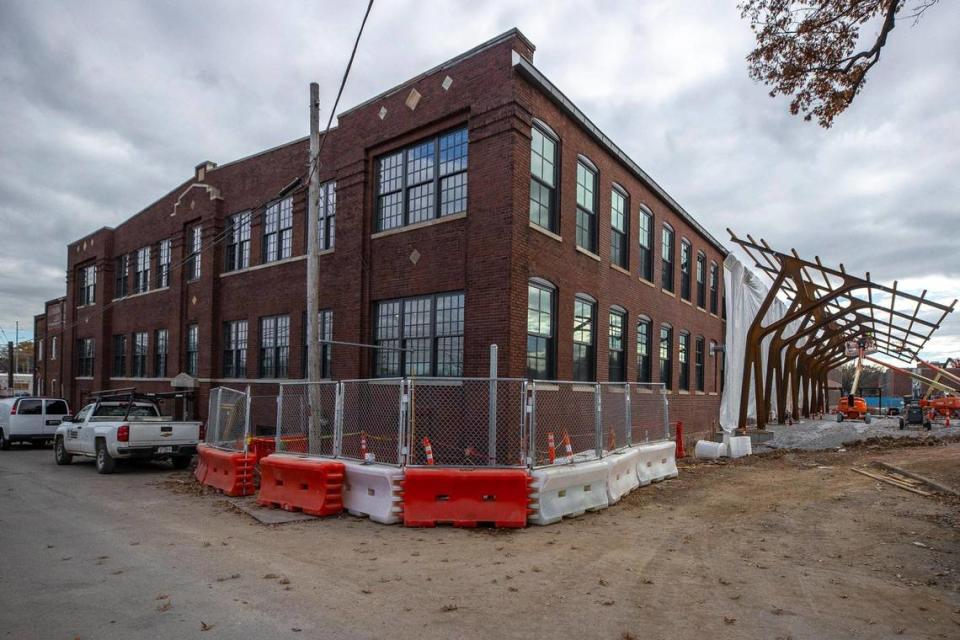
[630, 384, 670, 443]
[340, 378, 405, 466]
[205, 386, 250, 452]
[529, 381, 600, 467]
[276, 382, 338, 455]
[599, 383, 631, 452]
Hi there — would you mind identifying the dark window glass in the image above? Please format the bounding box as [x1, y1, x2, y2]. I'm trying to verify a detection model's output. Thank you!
[610, 189, 629, 269]
[300, 310, 334, 379]
[575, 162, 597, 253]
[573, 296, 596, 382]
[661, 225, 675, 292]
[114, 255, 129, 298]
[132, 332, 148, 377]
[259, 315, 290, 378]
[680, 240, 692, 301]
[186, 324, 198, 377]
[373, 293, 464, 377]
[134, 246, 151, 294]
[77, 264, 96, 306]
[319, 181, 336, 251]
[157, 239, 171, 288]
[636, 318, 652, 383]
[659, 325, 673, 389]
[710, 262, 719, 314]
[695, 336, 705, 391]
[155, 329, 168, 378]
[186, 225, 202, 280]
[608, 308, 626, 382]
[526, 281, 555, 379]
[529, 125, 558, 232]
[45, 400, 68, 415]
[263, 198, 293, 263]
[18, 399, 42, 415]
[76, 338, 95, 376]
[679, 332, 690, 391]
[638, 209, 654, 281]
[376, 128, 468, 231]
[696, 253, 706, 308]
[225, 212, 251, 272]
[112, 334, 127, 377]
[223, 320, 248, 378]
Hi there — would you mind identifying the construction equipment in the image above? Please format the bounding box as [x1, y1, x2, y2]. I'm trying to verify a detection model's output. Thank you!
[835, 338, 874, 423]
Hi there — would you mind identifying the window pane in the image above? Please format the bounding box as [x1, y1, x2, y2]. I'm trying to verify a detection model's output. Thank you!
[439, 129, 468, 176]
[576, 163, 595, 212]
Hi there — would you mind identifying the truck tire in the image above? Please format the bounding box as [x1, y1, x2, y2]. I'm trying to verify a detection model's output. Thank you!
[171, 455, 192, 470]
[95, 441, 116, 474]
[0, 429, 10, 451]
[864, 414, 872, 425]
[836, 413, 844, 423]
[54, 436, 73, 465]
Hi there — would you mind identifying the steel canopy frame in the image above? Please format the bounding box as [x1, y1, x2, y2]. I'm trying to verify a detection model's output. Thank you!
[728, 229, 956, 429]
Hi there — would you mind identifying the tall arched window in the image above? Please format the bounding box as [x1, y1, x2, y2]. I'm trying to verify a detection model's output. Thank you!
[608, 306, 627, 382]
[636, 316, 652, 383]
[527, 279, 556, 379]
[661, 224, 675, 292]
[573, 294, 597, 381]
[659, 323, 673, 389]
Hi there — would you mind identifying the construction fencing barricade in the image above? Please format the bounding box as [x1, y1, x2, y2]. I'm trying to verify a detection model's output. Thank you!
[275, 382, 338, 456]
[257, 454, 345, 516]
[635, 440, 679, 485]
[196, 387, 257, 496]
[528, 459, 610, 525]
[401, 467, 533, 528]
[341, 460, 404, 524]
[195, 444, 256, 496]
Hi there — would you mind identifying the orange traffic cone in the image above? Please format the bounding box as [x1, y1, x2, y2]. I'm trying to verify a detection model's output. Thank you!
[675, 421, 685, 458]
[608, 428, 616, 451]
[422, 436, 435, 465]
[360, 431, 368, 459]
[562, 431, 574, 462]
[547, 432, 556, 464]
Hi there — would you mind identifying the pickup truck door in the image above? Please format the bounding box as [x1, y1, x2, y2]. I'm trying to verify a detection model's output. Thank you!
[65, 405, 93, 454]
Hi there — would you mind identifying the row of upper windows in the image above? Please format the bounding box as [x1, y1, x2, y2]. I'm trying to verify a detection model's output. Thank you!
[529, 121, 723, 313]
[527, 280, 724, 391]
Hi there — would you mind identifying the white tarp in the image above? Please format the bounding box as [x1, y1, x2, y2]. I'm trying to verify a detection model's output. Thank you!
[720, 255, 806, 431]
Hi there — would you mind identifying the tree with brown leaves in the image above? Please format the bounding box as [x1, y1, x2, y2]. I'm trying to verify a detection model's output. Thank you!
[740, 0, 940, 127]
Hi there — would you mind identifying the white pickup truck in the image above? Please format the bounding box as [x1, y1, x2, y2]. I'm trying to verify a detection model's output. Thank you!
[54, 397, 201, 474]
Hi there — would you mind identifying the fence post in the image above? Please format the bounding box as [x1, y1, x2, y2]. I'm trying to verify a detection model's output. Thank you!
[275, 385, 283, 452]
[334, 382, 344, 458]
[243, 385, 252, 455]
[528, 382, 537, 468]
[595, 383, 603, 458]
[488, 344, 498, 467]
[520, 379, 529, 467]
[625, 383, 632, 447]
[399, 378, 410, 466]
[661, 385, 670, 440]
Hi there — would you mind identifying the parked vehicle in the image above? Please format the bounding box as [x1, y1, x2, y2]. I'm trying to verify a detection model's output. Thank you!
[53, 390, 201, 474]
[0, 397, 71, 449]
[899, 403, 931, 431]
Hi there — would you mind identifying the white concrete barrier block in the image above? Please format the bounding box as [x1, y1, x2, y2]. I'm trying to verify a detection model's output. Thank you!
[727, 436, 752, 458]
[695, 440, 727, 459]
[604, 448, 641, 504]
[341, 461, 404, 525]
[529, 459, 610, 526]
[635, 440, 678, 484]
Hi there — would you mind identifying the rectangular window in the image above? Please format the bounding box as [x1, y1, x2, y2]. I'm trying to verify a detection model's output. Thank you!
[608, 308, 626, 382]
[661, 225, 675, 292]
[659, 325, 673, 390]
[259, 315, 290, 378]
[526, 282, 555, 379]
[373, 293, 464, 377]
[573, 296, 596, 382]
[114, 255, 129, 298]
[186, 324, 198, 377]
[679, 332, 690, 391]
[157, 239, 171, 288]
[575, 161, 598, 253]
[112, 334, 127, 377]
[376, 128, 468, 231]
[696, 253, 706, 308]
[263, 197, 293, 263]
[223, 320, 248, 378]
[639, 209, 654, 281]
[187, 225, 202, 280]
[710, 262, 719, 314]
[636, 318, 652, 383]
[134, 247, 151, 294]
[680, 240, 692, 301]
[319, 181, 336, 251]
[695, 336, 705, 391]
[38, 339, 44, 362]
[224, 212, 251, 272]
[155, 329, 168, 378]
[132, 332, 148, 377]
[78, 264, 96, 306]
[300, 310, 334, 379]
[529, 125, 558, 232]
[77, 338, 94, 377]
[610, 188, 629, 269]
[52, 336, 57, 360]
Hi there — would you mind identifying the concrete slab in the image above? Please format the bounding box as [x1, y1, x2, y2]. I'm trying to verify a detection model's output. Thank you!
[225, 496, 319, 524]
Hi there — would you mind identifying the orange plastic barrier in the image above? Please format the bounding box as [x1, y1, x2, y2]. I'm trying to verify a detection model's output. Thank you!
[196, 444, 256, 497]
[401, 468, 533, 528]
[256, 455, 345, 517]
[248, 436, 309, 464]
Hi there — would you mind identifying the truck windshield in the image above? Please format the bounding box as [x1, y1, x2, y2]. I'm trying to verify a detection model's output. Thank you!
[93, 404, 159, 417]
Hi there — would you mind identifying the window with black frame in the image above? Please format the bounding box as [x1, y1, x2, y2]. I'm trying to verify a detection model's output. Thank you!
[112, 334, 127, 377]
[186, 225, 202, 281]
[610, 187, 629, 269]
[710, 261, 719, 314]
[376, 128, 468, 231]
[575, 160, 598, 253]
[638, 207, 654, 281]
[573, 295, 596, 382]
[526, 280, 555, 380]
[529, 124, 558, 232]
[319, 181, 336, 251]
[696, 252, 706, 308]
[263, 198, 293, 263]
[223, 320, 248, 378]
[678, 331, 690, 391]
[661, 224, 675, 292]
[299, 310, 333, 379]
[636, 316, 652, 383]
[659, 324, 673, 389]
[77, 338, 94, 376]
[373, 293, 464, 377]
[680, 240, 692, 300]
[185, 324, 198, 376]
[154, 329, 168, 378]
[114, 254, 129, 298]
[77, 264, 96, 306]
[157, 239, 171, 288]
[134, 246, 151, 293]
[224, 212, 251, 272]
[259, 315, 289, 378]
[695, 335, 705, 391]
[608, 306, 626, 382]
[132, 332, 148, 377]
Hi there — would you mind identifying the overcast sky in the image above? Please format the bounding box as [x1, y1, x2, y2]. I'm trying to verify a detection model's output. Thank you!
[1, 0, 957, 361]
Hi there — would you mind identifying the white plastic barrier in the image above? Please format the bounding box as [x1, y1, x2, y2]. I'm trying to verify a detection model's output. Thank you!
[635, 441, 679, 485]
[604, 448, 642, 504]
[529, 459, 610, 526]
[695, 440, 726, 459]
[341, 461, 404, 525]
[726, 436, 752, 458]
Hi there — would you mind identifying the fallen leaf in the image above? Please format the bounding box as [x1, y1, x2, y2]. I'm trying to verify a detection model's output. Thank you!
[200, 621, 214, 632]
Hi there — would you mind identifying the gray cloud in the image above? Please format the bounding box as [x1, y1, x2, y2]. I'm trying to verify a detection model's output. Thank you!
[1, 0, 957, 358]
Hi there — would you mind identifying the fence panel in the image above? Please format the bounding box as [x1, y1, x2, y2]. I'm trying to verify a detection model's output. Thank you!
[599, 383, 631, 451]
[340, 379, 404, 466]
[276, 382, 338, 456]
[530, 381, 600, 467]
[205, 386, 249, 451]
[407, 378, 525, 467]
[630, 384, 670, 443]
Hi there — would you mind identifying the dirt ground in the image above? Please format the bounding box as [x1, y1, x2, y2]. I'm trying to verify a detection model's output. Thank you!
[3, 439, 958, 640]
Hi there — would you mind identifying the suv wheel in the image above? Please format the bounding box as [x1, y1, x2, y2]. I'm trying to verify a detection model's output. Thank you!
[54, 437, 73, 465]
[95, 441, 116, 474]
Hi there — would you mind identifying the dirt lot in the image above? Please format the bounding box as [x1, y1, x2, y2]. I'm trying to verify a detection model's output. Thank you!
[2, 440, 958, 639]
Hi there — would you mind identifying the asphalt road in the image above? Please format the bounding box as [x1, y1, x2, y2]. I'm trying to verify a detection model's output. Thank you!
[0, 447, 347, 640]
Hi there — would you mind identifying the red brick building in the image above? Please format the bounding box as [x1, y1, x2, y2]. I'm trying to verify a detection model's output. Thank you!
[34, 29, 727, 436]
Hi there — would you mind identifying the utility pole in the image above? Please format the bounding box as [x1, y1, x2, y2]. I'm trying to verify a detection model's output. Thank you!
[14, 321, 18, 375]
[6, 342, 12, 390]
[306, 82, 323, 452]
